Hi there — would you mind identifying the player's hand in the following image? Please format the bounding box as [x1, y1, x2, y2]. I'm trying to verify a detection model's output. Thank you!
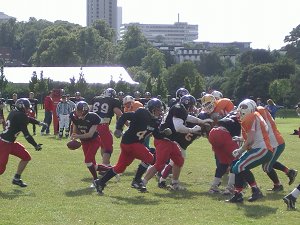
[114, 129, 123, 138]
[232, 147, 244, 157]
[232, 136, 244, 142]
[35, 144, 43, 151]
[39, 122, 47, 127]
[190, 125, 202, 134]
[161, 128, 172, 136]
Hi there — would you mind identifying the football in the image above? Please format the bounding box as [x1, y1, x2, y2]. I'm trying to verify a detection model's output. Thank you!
[67, 139, 82, 150]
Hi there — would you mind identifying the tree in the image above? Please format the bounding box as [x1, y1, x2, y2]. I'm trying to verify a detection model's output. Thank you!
[239, 49, 275, 67]
[154, 74, 168, 100]
[141, 48, 166, 78]
[92, 20, 115, 42]
[29, 71, 38, 92]
[269, 79, 292, 105]
[196, 52, 224, 76]
[0, 61, 8, 95]
[75, 70, 88, 96]
[191, 75, 206, 99]
[284, 24, 300, 64]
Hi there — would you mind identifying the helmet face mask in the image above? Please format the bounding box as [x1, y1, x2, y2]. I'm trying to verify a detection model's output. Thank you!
[104, 88, 116, 98]
[123, 95, 134, 106]
[237, 99, 257, 121]
[201, 94, 216, 114]
[176, 88, 189, 99]
[15, 98, 32, 113]
[146, 98, 163, 119]
[75, 101, 89, 118]
[211, 90, 223, 100]
[180, 95, 196, 112]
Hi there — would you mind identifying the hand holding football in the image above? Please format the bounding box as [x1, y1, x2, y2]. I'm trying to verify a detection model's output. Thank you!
[67, 139, 82, 150]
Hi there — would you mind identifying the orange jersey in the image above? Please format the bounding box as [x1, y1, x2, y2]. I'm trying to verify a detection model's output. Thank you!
[124, 101, 143, 112]
[210, 98, 235, 123]
[241, 111, 273, 151]
[257, 106, 284, 147]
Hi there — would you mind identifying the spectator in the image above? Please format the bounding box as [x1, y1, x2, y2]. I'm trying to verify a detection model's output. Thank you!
[6, 93, 18, 111]
[265, 99, 283, 119]
[28, 92, 39, 135]
[256, 97, 264, 107]
[296, 103, 300, 117]
[41, 91, 54, 135]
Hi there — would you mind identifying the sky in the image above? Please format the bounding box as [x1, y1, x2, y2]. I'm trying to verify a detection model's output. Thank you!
[1, 0, 299, 50]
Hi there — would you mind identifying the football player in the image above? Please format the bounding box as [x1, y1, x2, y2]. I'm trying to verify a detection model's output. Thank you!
[28, 92, 39, 135]
[257, 106, 297, 191]
[6, 93, 18, 111]
[0, 98, 43, 187]
[90, 88, 123, 166]
[168, 87, 189, 108]
[142, 94, 212, 191]
[283, 184, 300, 210]
[0, 96, 6, 130]
[226, 99, 273, 203]
[70, 101, 110, 193]
[69, 91, 85, 104]
[95, 98, 164, 194]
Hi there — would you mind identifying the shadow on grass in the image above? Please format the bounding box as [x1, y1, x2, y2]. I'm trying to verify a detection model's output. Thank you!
[237, 204, 278, 218]
[110, 195, 160, 205]
[0, 189, 36, 199]
[152, 188, 203, 200]
[65, 187, 95, 197]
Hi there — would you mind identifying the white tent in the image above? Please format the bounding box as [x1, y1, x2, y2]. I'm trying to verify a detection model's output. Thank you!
[3, 66, 138, 84]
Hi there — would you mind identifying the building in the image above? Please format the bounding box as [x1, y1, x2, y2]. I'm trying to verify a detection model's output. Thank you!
[121, 22, 198, 45]
[86, 0, 121, 40]
[196, 41, 251, 52]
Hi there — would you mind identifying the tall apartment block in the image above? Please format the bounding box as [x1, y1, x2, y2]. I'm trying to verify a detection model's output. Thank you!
[86, 0, 121, 40]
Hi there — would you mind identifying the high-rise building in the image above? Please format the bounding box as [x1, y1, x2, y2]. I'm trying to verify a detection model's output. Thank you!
[86, 0, 121, 39]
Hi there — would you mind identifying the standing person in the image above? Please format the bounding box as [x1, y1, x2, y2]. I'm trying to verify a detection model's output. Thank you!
[123, 95, 143, 113]
[6, 93, 18, 111]
[256, 97, 264, 107]
[0, 98, 43, 187]
[257, 106, 297, 191]
[265, 99, 283, 120]
[117, 91, 125, 113]
[0, 96, 6, 130]
[56, 95, 73, 139]
[70, 91, 85, 104]
[168, 87, 189, 108]
[70, 101, 110, 193]
[90, 88, 123, 166]
[142, 95, 211, 191]
[28, 92, 38, 135]
[283, 184, 300, 210]
[41, 91, 54, 135]
[226, 99, 273, 203]
[94, 98, 164, 194]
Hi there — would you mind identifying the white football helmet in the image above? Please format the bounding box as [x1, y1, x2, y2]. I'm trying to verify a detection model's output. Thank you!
[201, 94, 216, 114]
[211, 90, 223, 100]
[123, 95, 134, 105]
[237, 99, 257, 121]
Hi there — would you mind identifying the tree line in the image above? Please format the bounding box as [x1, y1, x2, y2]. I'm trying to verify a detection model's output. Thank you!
[0, 18, 300, 106]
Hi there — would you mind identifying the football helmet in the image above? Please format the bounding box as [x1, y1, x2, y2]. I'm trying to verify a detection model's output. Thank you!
[176, 88, 189, 99]
[144, 92, 151, 98]
[118, 91, 125, 97]
[134, 91, 141, 98]
[15, 98, 32, 113]
[75, 91, 81, 96]
[75, 101, 89, 117]
[237, 99, 257, 121]
[123, 95, 134, 105]
[180, 94, 196, 111]
[146, 98, 163, 118]
[211, 90, 223, 100]
[201, 94, 216, 114]
[104, 88, 116, 98]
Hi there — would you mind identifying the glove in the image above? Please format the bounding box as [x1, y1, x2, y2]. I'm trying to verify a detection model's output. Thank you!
[39, 122, 47, 127]
[232, 136, 244, 142]
[190, 125, 202, 134]
[232, 147, 244, 158]
[114, 129, 123, 138]
[35, 144, 43, 151]
[161, 128, 172, 136]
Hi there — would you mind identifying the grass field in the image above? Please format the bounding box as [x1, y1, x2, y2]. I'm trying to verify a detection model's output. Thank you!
[0, 112, 300, 225]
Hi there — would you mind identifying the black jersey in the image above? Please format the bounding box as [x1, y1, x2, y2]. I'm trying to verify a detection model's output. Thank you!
[217, 112, 241, 137]
[28, 98, 38, 114]
[168, 98, 179, 108]
[116, 108, 160, 144]
[91, 96, 121, 123]
[6, 99, 17, 111]
[1, 111, 34, 143]
[70, 112, 101, 141]
[175, 121, 200, 150]
[159, 103, 188, 142]
[70, 96, 85, 104]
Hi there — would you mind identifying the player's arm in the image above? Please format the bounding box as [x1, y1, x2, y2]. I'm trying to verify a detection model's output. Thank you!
[20, 122, 40, 149]
[116, 112, 135, 130]
[72, 124, 98, 140]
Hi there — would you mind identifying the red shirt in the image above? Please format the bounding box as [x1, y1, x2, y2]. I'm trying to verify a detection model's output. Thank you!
[44, 96, 54, 111]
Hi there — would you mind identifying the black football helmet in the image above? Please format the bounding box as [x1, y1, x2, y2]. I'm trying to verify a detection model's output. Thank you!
[144, 92, 151, 98]
[180, 94, 196, 111]
[15, 98, 32, 113]
[134, 91, 141, 98]
[75, 101, 89, 116]
[104, 88, 116, 98]
[118, 91, 125, 97]
[146, 98, 163, 118]
[176, 88, 189, 99]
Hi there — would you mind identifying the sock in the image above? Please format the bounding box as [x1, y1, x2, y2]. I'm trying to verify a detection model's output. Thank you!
[14, 174, 21, 180]
[227, 173, 235, 188]
[142, 178, 148, 186]
[267, 169, 280, 185]
[159, 177, 166, 183]
[273, 161, 288, 173]
[100, 168, 117, 184]
[291, 187, 300, 198]
[211, 177, 221, 187]
[96, 164, 111, 172]
[171, 179, 179, 185]
[134, 163, 148, 182]
[161, 164, 173, 179]
[88, 165, 98, 180]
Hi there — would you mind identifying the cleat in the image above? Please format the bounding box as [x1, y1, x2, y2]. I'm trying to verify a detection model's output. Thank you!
[93, 179, 105, 194]
[168, 183, 186, 191]
[158, 181, 167, 189]
[287, 169, 298, 185]
[222, 186, 234, 195]
[208, 185, 220, 194]
[267, 184, 283, 192]
[12, 179, 27, 187]
[226, 192, 244, 203]
[131, 179, 146, 192]
[248, 188, 263, 202]
[283, 194, 296, 210]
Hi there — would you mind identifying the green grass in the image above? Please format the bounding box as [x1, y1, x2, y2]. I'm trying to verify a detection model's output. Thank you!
[1, 113, 300, 225]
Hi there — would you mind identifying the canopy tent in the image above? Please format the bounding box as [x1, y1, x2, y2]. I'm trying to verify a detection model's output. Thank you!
[3, 66, 138, 84]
